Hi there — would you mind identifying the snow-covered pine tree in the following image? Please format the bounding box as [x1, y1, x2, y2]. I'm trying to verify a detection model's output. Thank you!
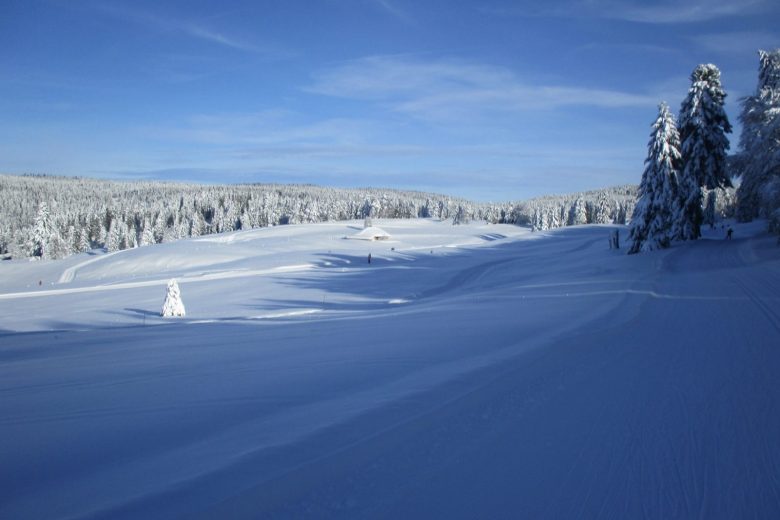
[675, 64, 732, 241]
[65, 225, 77, 255]
[106, 219, 120, 252]
[680, 64, 732, 190]
[127, 222, 138, 248]
[759, 48, 780, 88]
[0, 224, 10, 257]
[141, 219, 155, 246]
[190, 211, 203, 237]
[153, 217, 165, 244]
[160, 279, 186, 317]
[28, 202, 55, 259]
[736, 49, 780, 223]
[78, 228, 91, 252]
[592, 192, 613, 224]
[568, 197, 587, 226]
[556, 204, 567, 228]
[628, 102, 681, 254]
[452, 205, 467, 225]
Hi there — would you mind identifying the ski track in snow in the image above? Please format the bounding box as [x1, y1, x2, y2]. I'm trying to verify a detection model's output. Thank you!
[0, 263, 315, 301]
[1, 220, 780, 519]
[57, 250, 120, 284]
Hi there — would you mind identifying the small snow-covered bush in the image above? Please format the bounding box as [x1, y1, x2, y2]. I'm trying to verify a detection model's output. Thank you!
[161, 279, 186, 317]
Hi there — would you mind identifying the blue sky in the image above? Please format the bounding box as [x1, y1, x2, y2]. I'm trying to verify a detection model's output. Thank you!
[1, 0, 778, 201]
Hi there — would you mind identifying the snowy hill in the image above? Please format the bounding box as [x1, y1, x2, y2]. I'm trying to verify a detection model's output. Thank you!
[1, 219, 779, 518]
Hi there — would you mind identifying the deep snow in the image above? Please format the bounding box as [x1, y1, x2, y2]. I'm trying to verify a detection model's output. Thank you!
[1, 219, 779, 519]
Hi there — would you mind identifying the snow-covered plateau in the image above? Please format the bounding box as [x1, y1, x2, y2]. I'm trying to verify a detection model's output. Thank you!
[1, 219, 779, 519]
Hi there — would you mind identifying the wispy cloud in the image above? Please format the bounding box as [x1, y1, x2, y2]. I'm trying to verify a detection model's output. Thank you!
[306, 55, 656, 121]
[573, 42, 681, 57]
[154, 110, 373, 148]
[480, 0, 772, 24]
[596, 0, 770, 24]
[136, 107, 635, 168]
[368, 0, 413, 23]
[181, 24, 261, 54]
[94, 3, 290, 58]
[692, 31, 780, 55]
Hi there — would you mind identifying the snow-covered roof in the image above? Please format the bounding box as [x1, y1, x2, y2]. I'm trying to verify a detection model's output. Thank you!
[350, 226, 391, 241]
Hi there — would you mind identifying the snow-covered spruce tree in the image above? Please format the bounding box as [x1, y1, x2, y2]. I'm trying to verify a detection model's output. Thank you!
[106, 219, 120, 252]
[674, 64, 732, 241]
[452, 204, 468, 225]
[78, 228, 91, 253]
[736, 49, 780, 224]
[628, 102, 681, 254]
[190, 211, 203, 237]
[592, 192, 613, 224]
[568, 197, 587, 226]
[141, 219, 155, 246]
[161, 279, 186, 317]
[28, 202, 55, 259]
[0, 224, 10, 256]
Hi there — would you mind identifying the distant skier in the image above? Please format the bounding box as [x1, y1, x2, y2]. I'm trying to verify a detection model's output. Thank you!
[368, 253, 372, 264]
[726, 227, 733, 240]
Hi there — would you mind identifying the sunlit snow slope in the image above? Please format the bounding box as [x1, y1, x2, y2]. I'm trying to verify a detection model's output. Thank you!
[1, 219, 779, 519]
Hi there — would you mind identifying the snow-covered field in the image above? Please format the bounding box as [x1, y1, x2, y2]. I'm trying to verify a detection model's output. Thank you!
[1, 219, 779, 519]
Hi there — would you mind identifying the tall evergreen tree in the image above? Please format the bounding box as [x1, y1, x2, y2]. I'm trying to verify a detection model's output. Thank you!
[65, 225, 77, 255]
[106, 219, 120, 252]
[592, 192, 613, 224]
[568, 197, 588, 226]
[78, 228, 91, 252]
[736, 49, 780, 223]
[28, 202, 55, 259]
[140, 218, 155, 246]
[629, 102, 681, 254]
[675, 64, 732, 240]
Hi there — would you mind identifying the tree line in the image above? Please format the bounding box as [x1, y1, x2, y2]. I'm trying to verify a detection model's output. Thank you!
[0, 174, 639, 260]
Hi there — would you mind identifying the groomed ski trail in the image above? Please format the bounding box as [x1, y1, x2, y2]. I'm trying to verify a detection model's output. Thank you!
[0, 264, 314, 301]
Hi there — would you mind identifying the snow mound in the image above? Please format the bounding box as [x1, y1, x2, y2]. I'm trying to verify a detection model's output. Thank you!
[348, 226, 391, 241]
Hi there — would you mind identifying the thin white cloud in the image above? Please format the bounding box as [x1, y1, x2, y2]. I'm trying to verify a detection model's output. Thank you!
[306, 55, 656, 121]
[144, 110, 376, 149]
[180, 24, 262, 54]
[369, 0, 413, 23]
[137, 107, 638, 168]
[94, 3, 289, 57]
[573, 42, 681, 56]
[599, 0, 769, 23]
[692, 31, 780, 55]
[604, 0, 767, 23]
[480, 0, 772, 24]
